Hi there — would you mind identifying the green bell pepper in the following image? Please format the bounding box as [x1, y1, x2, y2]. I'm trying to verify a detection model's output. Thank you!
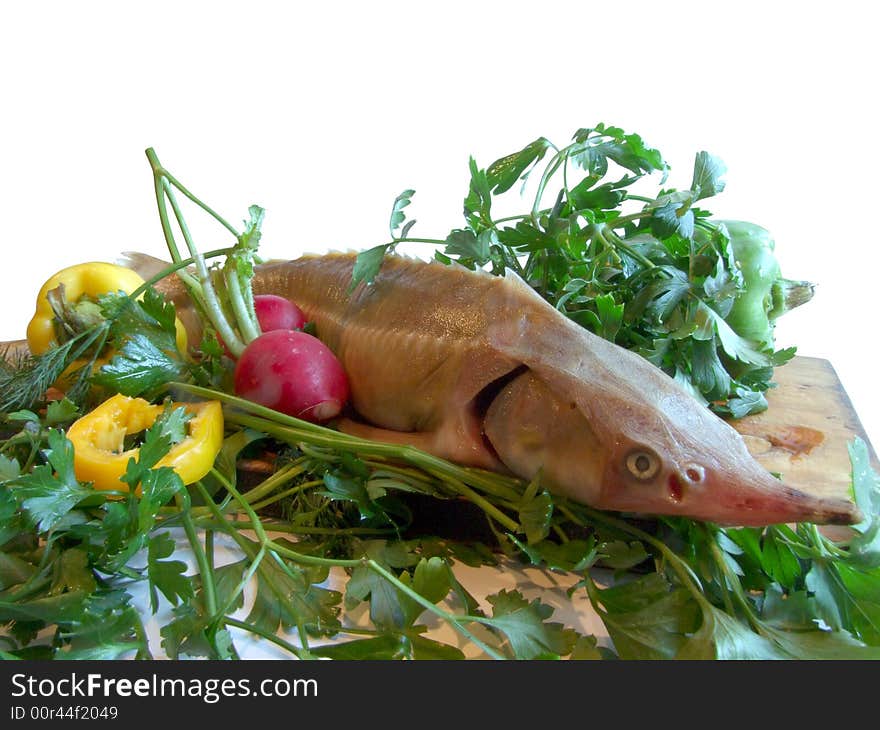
[721, 220, 814, 351]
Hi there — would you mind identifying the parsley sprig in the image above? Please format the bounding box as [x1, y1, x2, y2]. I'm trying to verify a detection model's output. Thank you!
[352, 124, 809, 416]
[145, 147, 266, 359]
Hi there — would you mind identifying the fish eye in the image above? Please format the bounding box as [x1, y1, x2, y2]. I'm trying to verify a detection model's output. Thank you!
[625, 449, 660, 481]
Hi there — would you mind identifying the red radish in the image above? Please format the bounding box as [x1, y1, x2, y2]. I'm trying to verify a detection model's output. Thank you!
[253, 294, 306, 332]
[233, 329, 350, 422]
[220, 294, 307, 356]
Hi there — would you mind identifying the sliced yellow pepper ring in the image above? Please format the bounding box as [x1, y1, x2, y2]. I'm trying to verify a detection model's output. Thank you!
[66, 393, 224, 492]
[26, 262, 189, 377]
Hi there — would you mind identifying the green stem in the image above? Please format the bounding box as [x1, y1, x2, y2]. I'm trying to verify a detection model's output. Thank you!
[203, 467, 506, 658]
[209, 466, 361, 569]
[205, 468, 269, 543]
[169, 381, 527, 504]
[161, 179, 246, 356]
[228, 409, 522, 529]
[193, 517, 393, 537]
[806, 524, 848, 559]
[146, 148, 186, 266]
[146, 148, 247, 356]
[492, 214, 531, 225]
[771, 524, 848, 562]
[206, 529, 215, 574]
[224, 265, 261, 344]
[364, 559, 505, 660]
[594, 225, 655, 270]
[175, 490, 217, 617]
[194, 490, 502, 657]
[262, 538, 361, 570]
[187, 443, 510, 659]
[171, 382, 330, 435]
[218, 543, 266, 619]
[222, 616, 310, 659]
[606, 210, 655, 231]
[193, 481, 254, 556]
[390, 237, 448, 246]
[131, 610, 154, 660]
[239, 461, 309, 505]
[194, 481, 343, 657]
[531, 150, 567, 221]
[145, 148, 240, 238]
[20, 432, 44, 473]
[361, 461, 442, 489]
[247, 480, 322, 512]
[421, 469, 519, 532]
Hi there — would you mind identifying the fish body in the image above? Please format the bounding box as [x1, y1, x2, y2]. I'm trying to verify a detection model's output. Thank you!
[230, 252, 857, 527]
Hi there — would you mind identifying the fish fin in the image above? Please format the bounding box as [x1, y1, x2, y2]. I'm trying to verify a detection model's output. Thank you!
[335, 417, 506, 473]
[118, 251, 176, 281]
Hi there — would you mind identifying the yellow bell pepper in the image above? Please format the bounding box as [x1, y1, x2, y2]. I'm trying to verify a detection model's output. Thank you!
[25, 261, 188, 363]
[66, 393, 224, 492]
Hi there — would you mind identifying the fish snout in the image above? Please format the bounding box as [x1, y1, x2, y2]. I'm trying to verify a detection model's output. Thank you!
[684, 457, 863, 527]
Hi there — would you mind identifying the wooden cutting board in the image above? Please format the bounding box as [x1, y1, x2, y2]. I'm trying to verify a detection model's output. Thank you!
[731, 355, 878, 505]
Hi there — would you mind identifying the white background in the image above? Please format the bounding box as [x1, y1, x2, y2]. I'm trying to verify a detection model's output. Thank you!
[2, 0, 877, 449]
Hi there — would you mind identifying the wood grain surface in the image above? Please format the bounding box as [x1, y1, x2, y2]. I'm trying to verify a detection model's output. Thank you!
[732, 355, 878, 504]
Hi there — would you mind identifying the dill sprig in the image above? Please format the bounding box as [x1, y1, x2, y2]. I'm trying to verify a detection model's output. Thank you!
[0, 326, 107, 411]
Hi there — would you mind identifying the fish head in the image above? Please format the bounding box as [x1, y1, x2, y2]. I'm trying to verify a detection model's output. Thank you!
[589, 386, 861, 526]
[483, 360, 862, 527]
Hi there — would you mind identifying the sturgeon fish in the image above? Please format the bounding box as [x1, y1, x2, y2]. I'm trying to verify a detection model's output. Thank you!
[189, 251, 857, 528]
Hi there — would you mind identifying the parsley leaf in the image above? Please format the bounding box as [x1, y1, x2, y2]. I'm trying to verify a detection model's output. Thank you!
[92, 333, 186, 397]
[243, 538, 341, 638]
[584, 573, 700, 660]
[518, 490, 553, 545]
[463, 156, 493, 229]
[389, 189, 416, 238]
[350, 243, 393, 290]
[482, 588, 578, 659]
[147, 531, 194, 612]
[485, 136, 552, 194]
[58, 594, 148, 660]
[49, 547, 97, 596]
[396, 557, 454, 627]
[354, 123, 808, 416]
[443, 228, 493, 267]
[691, 151, 727, 201]
[7, 429, 93, 532]
[676, 603, 786, 659]
[152, 403, 193, 446]
[650, 198, 696, 240]
[100, 288, 180, 354]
